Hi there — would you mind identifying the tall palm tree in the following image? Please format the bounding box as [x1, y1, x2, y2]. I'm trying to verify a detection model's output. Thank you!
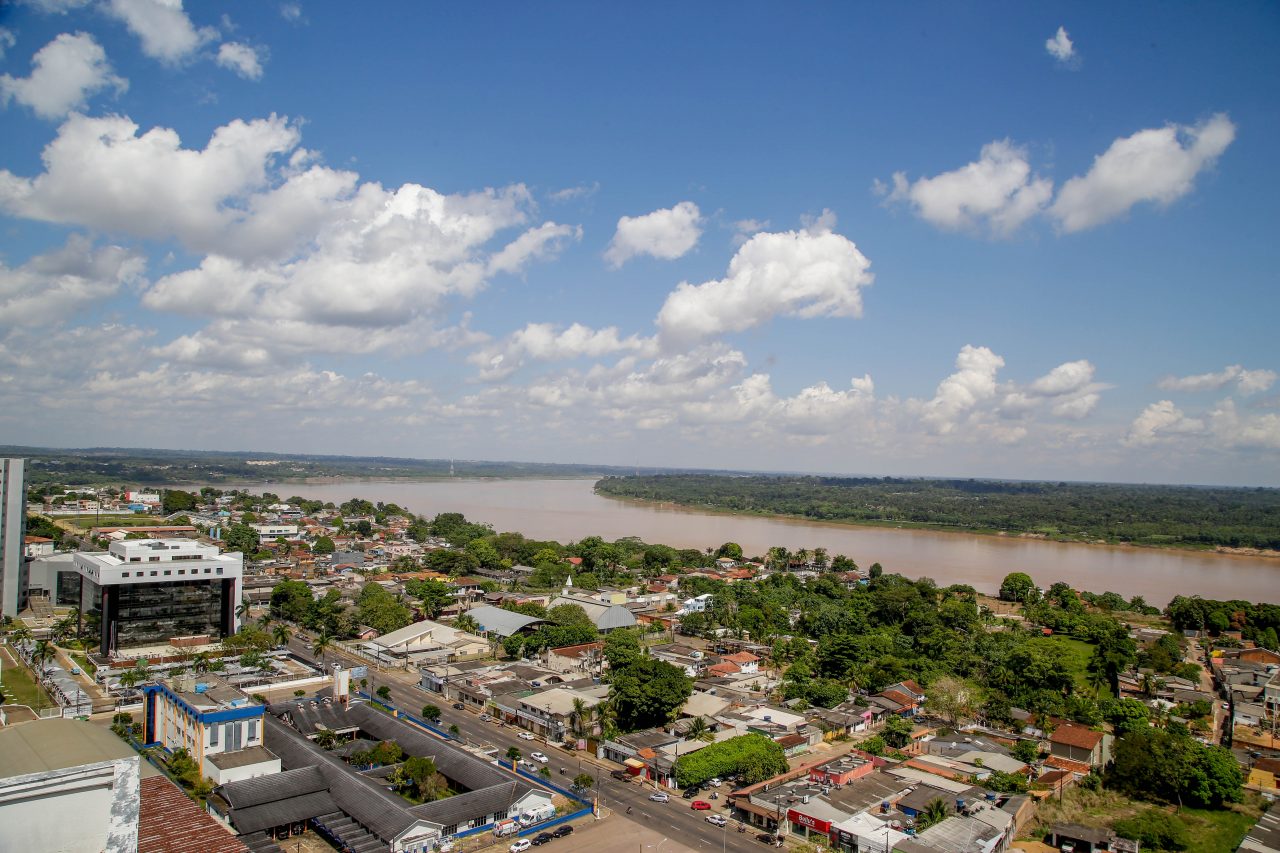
[454, 614, 479, 634]
[571, 697, 588, 738]
[9, 625, 32, 646]
[31, 639, 52, 676]
[273, 622, 292, 648]
[311, 631, 334, 668]
[235, 597, 251, 621]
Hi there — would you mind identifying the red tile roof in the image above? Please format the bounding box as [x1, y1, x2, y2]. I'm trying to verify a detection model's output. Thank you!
[707, 662, 739, 676]
[1050, 723, 1103, 750]
[138, 776, 248, 853]
[878, 689, 917, 707]
[723, 652, 759, 664]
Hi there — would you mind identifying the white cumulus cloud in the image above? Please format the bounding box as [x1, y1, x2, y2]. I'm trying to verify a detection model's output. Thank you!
[881, 140, 1053, 237]
[1045, 26, 1077, 65]
[604, 201, 702, 267]
[487, 222, 581, 276]
[0, 234, 144, 325]
[469, 322, 656, 381]
[656, 220, 873, 345]
[0, 32, 127, 120]
[1050, 114, 1236, 233]
[921, 345, 1006, 434]
[0, 29, 16, 60]
[1158, 364, 1276, 395]
[107, 0, 217, 64]
[216, 42, 264, 80]
[1124, 400, 1205, 446]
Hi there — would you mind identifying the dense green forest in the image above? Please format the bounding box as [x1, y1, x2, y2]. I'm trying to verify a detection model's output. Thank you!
[595, 474, 1280, 551]
[4, 445, 690, 487]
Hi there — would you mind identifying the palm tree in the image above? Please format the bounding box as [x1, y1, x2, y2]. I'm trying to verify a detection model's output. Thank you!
[571, 697, 588, 738]
[31, 640, 53, 676]
[315, 728, 337, 750]
[272, 622, 293, 648]
[685, 716, 714, 743]
[235, 597, 251, 621]
[918, 798, 950, 831]
[454, 614, 480, 634]
[311, 631, 334, 668]
[9, 625, 32, 647]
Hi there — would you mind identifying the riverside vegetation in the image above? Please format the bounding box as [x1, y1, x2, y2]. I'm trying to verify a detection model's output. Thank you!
[595, 474, 1280, 552]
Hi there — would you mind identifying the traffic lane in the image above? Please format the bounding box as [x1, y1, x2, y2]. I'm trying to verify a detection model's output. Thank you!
[282, 643, 756, 850]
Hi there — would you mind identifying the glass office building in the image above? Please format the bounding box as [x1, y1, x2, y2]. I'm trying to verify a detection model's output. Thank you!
[73, 538, 243, 656]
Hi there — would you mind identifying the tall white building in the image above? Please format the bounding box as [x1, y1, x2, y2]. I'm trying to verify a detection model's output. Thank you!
[72, 538, 243, 655]
[0, 457, 26, 618]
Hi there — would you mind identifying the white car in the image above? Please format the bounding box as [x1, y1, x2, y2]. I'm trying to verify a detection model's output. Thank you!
[518, 731, 535, 740]
[705, 814, 727, 827]
[530, 751, 549, 763]
[709, 777, 722, 787]
[510, 840, 531, 853]
[649, 792, 669, 803]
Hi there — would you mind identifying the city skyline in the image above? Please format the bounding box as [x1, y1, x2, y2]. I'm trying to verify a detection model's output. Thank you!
[1, 3, 1277, 485]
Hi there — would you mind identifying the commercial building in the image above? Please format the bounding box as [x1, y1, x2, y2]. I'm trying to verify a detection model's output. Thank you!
[141, 675, 278, 785]
[72, 538, 243, 655]
[0, 457, 26, 618]
[0, 717, 247, 853]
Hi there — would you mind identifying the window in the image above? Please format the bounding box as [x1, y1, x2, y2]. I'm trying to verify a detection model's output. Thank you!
[129, 557, 141, 563]
[177, 570, 185, 575]
[443, 825, 457, 837]
[210, 724, 219, 746]
[150, 571, 158, 577]
[149, 556, 160, 562]
[121, 572, 130, 577]
[163, 570, 171, 576]
[248, 720, 258, 741]
[204, 568, 212, 574]
[216, 568, 224, 574]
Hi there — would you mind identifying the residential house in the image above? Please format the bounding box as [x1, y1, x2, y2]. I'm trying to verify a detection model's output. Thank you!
[1048, 723, 1111, 770]
[542, 642, 603, 676]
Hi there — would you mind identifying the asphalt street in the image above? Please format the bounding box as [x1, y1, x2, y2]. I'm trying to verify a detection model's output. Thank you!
[277, 632, 771, 853]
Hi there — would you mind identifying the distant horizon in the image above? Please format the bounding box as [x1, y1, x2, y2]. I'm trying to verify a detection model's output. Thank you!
[8, 443, 1277, 491]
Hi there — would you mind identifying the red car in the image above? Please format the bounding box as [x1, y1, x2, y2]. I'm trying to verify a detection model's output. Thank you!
[691, 800, 712, 810]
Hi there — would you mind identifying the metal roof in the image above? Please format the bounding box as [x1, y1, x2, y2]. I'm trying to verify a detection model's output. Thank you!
[465, 605, 544, 637]
[0, 718, 161, 778]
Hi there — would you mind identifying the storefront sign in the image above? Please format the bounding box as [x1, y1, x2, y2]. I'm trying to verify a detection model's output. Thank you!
[787, 809, 831, 834]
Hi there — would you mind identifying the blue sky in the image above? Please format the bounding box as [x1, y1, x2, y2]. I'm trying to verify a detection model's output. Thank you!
[0, 1, 1277, 485]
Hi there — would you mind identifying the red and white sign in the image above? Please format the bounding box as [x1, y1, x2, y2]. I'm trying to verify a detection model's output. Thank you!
[787, 809, 831, 834]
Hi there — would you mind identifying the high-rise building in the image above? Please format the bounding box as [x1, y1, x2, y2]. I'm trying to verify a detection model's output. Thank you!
[72, 538, 243, 655]
[0, 457, 26, 618]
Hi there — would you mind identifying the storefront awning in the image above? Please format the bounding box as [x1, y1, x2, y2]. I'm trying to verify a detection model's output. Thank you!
[623, 758, 646, 769]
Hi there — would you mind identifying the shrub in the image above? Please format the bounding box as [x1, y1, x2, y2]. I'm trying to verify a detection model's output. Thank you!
[674, 734, 787, 787]
[1112, 809, 1190, 851]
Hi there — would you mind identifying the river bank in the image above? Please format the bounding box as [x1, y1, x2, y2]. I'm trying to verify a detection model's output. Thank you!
[596, 491, 1280, 559]
[220, 478, 1280, 606]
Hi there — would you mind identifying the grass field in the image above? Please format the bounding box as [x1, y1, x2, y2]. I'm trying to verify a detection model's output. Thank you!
[0, 646, 54, 710]
[63, 514, 162, 530]
[1048, 635, 1097, 691]
[1030, 785, 1263, 852]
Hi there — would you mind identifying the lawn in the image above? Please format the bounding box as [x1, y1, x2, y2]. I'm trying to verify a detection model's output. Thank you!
[70, 652, 97, 678]
[66, 514, 161, 529]
[1038, 634, 1098, 693]
[0, 646, 55, 710]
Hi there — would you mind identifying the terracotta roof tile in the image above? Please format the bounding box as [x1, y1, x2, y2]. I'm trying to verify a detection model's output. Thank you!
[1049, 723, 1103, 750]
[138, 776, 248, 853]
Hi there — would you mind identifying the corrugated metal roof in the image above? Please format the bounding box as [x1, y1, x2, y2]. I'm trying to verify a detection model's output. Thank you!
[466, 605, 545, 637]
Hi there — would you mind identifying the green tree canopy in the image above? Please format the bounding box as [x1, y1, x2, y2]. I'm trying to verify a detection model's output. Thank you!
[610, 658, 692, 731]
[999, 572, 1038, 603]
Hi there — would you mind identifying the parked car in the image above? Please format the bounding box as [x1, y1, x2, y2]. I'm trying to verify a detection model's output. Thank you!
[611, 770, 630, 781]
[509, 840, 531, 853]
[530, 751, 549, 763]
[530, 832, 555, 846]
[480, 713, 492, 721]
[552, 825, 574, 838]
[649, 792, 669, 803]
[691, 800, 712, 810]
[452, 703, 465, 710]
[705, 814, 727, 827]
[709, 777, 722, 787]
[519, 731, 535, 740]
[681, 789, 696, 799]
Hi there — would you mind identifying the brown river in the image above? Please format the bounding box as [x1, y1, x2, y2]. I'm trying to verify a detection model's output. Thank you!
[244, 478, 1280, 607]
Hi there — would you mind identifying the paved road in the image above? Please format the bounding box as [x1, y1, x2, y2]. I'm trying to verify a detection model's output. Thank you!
[278, 633, 768, 853]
